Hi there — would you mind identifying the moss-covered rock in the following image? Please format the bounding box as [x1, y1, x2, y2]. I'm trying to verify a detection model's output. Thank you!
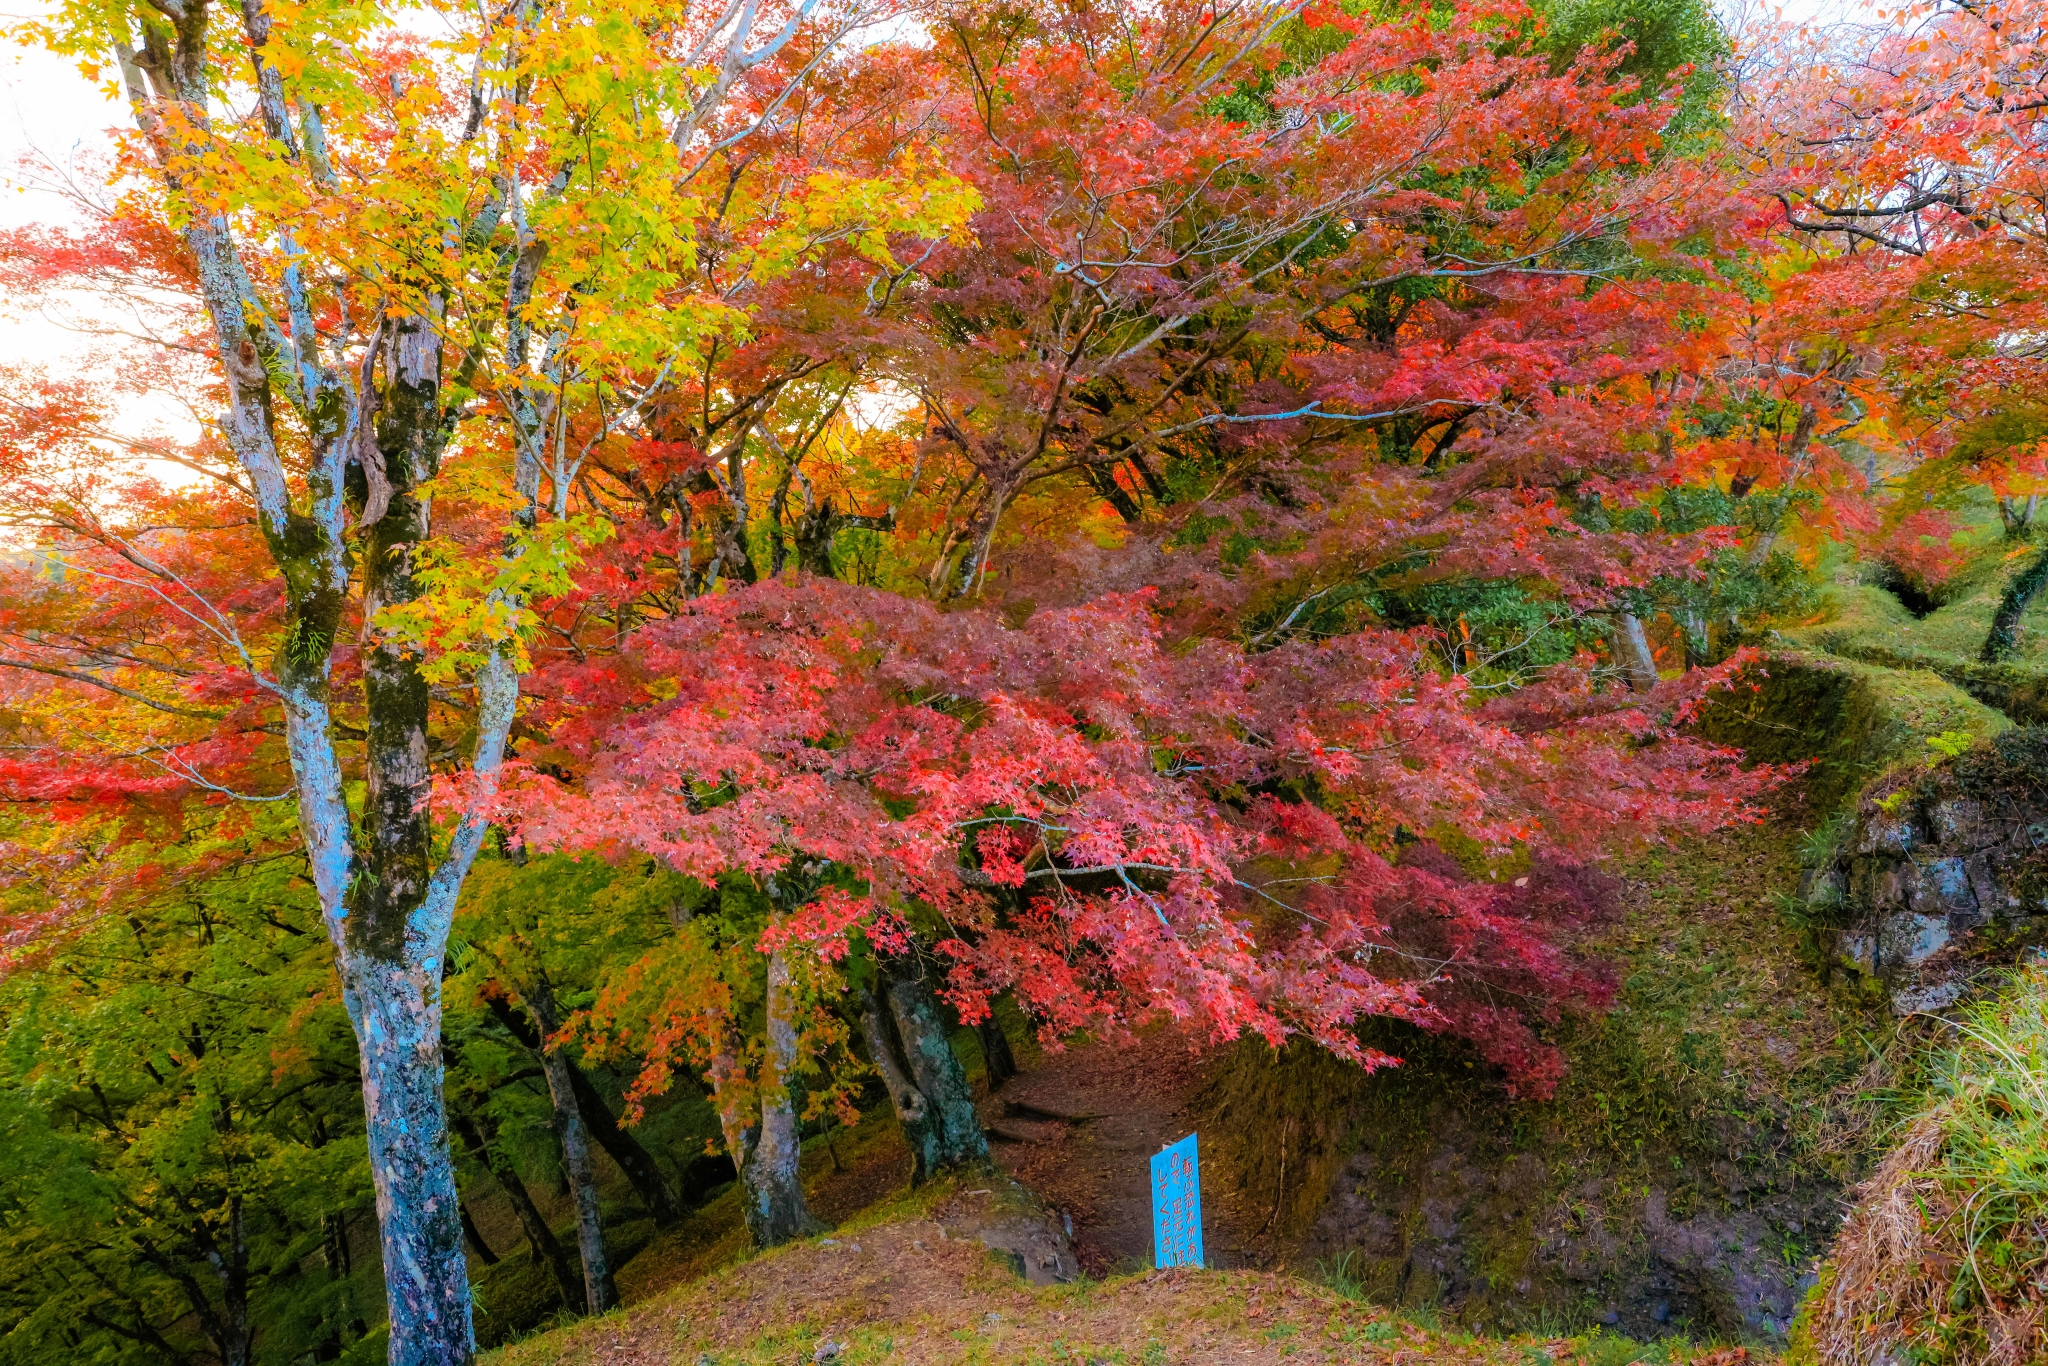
[1796, 728, 2048, 1015]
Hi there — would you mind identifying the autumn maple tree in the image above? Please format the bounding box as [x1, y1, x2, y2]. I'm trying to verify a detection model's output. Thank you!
[511, 575, 1773, 1091]
[482, 0, 1794, 1241]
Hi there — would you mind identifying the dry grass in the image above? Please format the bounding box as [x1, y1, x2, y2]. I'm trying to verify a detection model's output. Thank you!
[1794, 963, 2048, 1366]
[1796, 1112, 1956, 1365]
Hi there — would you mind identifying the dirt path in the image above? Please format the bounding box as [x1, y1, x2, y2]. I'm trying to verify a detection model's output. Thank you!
[980, 1028, 1270, 1275]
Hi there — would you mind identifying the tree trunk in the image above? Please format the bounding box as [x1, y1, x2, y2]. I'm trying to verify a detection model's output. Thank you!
[115, 23, 513, 1363]
[482, 994, 681, 1225]
[451, 1113, 583, 1314]
[525, 980, 616, 1315]
[856, 984, 938, 1179]
[1612, 612, 1660, 692]
[321, 1210, 368, 1343]
[871, 953, 990, 1180]
[1677, 607, 1711, 669]
[976, 1002, 1018, 1091]
[724, 948, 822, 1248]
[320, 309, 494, 1366]
[340, 959, 474, 1365]
[928, 476, 1016, 601]
[458, 1202, 499, 1266]
[1081, 461, 1143, 523]
[1982, 541, 2048, 662]
[221, 1195, 251, 1366]
[536, 1051, 615, 1313]
[1998, 494, 2039, 539]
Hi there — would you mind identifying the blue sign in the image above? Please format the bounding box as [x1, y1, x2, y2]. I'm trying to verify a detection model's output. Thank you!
[1150, 1132, 1204, 1269]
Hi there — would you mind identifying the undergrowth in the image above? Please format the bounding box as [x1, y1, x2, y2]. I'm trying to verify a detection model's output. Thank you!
[1794, 958, 2048, 1366]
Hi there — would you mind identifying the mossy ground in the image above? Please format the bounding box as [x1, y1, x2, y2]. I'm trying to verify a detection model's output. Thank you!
[1777, 534, 2048, 722]
[1696, 644, 2007, 810]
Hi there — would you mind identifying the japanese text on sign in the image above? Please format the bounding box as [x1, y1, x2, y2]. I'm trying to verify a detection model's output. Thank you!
[1150, 1132, 1204, 1269]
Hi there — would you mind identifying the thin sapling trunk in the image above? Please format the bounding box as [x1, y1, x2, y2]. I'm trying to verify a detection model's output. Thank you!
[451, 1112, 584, 1314]
[524, 980, 616, 1314]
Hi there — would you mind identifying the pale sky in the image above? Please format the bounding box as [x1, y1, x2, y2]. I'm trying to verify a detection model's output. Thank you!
[1, 19, 200, 452]
[0, 30, 122, 231]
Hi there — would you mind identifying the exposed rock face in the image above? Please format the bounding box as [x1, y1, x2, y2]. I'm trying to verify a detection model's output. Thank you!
[1306, 1104, 1831, 1341]
[1811, 728, 2048, 1012]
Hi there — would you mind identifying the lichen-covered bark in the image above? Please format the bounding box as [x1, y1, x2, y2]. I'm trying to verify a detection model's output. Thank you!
[524, 981, 616, 1313]
[722, 948, 823, 1248]
[349, 319, 444, 965]
[880, 955, 990, 1176]
[857, 983, 938, 1179]
[341, 958, 473, 1366]
[537, 1050, 616, 1313]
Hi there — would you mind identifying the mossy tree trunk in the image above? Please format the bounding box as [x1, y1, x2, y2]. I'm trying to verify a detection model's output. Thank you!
[859, 952, 990, 1182]
[857, 983, 936, 1171]
[1677, 606, 1712, 668]
[722, 946, 824, 1249]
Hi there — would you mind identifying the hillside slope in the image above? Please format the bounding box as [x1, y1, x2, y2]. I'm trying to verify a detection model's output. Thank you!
[483, 1188, 1757, 1366]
